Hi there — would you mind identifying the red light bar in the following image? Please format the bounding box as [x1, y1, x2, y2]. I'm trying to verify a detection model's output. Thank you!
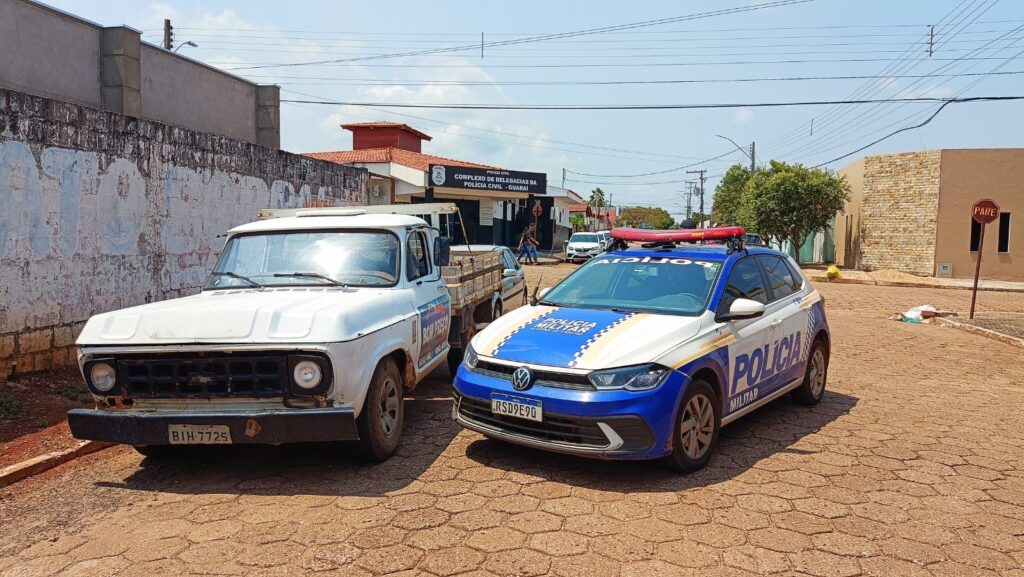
[610, 226, 746, 243]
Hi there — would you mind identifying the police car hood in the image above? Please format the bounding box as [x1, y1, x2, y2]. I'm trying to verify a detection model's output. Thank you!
[76, 288, 409, 345]
[472, 305, 702, 370]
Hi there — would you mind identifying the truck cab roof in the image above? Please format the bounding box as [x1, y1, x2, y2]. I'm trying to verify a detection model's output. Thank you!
[229, 212, 429, 235]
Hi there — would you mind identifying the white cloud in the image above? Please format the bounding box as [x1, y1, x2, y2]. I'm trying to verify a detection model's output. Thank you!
[732, 108, 755, 124]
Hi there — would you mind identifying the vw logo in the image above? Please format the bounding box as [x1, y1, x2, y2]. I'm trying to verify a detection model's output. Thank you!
[511, 366, 534, 391]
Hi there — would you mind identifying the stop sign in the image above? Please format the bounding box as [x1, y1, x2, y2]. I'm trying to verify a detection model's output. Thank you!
[972, 199, 1000, 224]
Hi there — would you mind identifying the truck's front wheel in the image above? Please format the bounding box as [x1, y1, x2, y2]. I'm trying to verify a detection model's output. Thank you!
[355, 357, 404, 461]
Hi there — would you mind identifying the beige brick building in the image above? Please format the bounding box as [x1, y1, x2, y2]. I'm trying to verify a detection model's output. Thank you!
[835, 149, 1024, 281]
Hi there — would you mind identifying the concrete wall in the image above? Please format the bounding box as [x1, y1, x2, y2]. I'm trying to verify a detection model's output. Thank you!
[140, 45, 257, 145]
[0, 0, 102, 109]
[857, 151, 942, 275]
[0, 0, 278, 146]
[835, 158, 865, 268]
[0, 88, 368, 375]
[934, 149, 1024, 280]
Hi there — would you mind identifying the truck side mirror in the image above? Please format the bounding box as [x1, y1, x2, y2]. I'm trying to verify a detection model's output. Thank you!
[434, 236, 451, 267]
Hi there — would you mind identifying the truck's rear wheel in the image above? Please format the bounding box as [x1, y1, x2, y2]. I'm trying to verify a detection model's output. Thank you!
[355, 357, 404, 461]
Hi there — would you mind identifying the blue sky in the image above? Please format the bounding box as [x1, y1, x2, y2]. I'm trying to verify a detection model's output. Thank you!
[46, 0, 1024, 217]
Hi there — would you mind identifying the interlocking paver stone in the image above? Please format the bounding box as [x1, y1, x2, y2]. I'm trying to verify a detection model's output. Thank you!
[1, 277, 1023, 576]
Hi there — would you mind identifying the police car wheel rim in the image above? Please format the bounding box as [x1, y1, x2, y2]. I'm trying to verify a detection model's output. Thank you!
[680, 394, 714, 460]
[380, 376, 399, 436]
[809, 348, 826, 397]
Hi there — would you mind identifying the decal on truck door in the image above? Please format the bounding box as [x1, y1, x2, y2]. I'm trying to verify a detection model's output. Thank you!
[418, 295, 451, 368]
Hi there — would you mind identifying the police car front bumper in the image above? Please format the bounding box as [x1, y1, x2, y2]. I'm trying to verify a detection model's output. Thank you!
[453, 365, 687, 460]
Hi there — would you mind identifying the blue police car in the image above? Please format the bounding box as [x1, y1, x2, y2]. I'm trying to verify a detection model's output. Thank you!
[452, 227, 830, 472]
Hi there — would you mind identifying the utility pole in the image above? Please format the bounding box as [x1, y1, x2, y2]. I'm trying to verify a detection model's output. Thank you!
[686, 169, 707, 227]
[561, 168, 566, 188]
[749, 142, 756, 172]
[163, 19, 174, 50]
[928, 25, 934, 57]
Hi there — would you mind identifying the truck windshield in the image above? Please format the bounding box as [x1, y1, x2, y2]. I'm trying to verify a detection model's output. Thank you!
[540, 255, 721, 316]
[205, 230, 401, 289]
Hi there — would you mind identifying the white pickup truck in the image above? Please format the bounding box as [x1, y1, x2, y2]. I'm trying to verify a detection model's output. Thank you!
[68, 204, 502, 461]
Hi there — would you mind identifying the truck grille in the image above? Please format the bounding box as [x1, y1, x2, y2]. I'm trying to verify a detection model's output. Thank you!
[473, 360, 594, 390]
[117, 354, 288, 398]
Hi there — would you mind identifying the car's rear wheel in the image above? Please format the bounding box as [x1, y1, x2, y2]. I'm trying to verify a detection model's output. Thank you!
[355, 357, 404, 461]
[663, 379, 720, 473]
[793, 338, 829, 406]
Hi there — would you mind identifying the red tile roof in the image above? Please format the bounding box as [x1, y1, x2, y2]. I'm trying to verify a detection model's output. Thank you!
[339, 122, 433, 141]
[567, 203, 590, 212]
[305, 147, 501, 172]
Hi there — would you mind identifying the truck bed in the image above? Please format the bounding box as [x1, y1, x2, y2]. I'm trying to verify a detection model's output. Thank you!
[443, 251, 503, 310]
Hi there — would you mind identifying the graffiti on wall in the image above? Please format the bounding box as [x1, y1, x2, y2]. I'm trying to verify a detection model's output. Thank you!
[0, 140, 362, 335]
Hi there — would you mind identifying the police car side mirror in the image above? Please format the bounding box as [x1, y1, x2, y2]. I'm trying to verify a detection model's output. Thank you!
[720, 298, 765, 322]
[538, 287, 552, 299]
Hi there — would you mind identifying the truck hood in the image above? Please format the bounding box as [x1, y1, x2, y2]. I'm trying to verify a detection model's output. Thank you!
[77, 288, 412, 346]
[471, 305, 703, 371]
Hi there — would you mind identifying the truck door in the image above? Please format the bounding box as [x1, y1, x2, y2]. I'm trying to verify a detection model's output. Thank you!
[407, 230, 451, 374]
[499, 247, 526, 307]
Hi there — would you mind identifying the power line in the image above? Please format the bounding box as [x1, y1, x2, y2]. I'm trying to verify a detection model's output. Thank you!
[227, 0, 814, 70]
[220, 55, 1014, 70]
[764, 0, 980, 149]
[565, 150, 740, 178]
[279, 95, 1024, 111]
[258, 70, 1024, 87]
[149, 18, 1024, 36]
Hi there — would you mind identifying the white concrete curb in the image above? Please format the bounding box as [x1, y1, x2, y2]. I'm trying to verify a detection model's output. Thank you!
[0, 440, 112, 489]
[934, 317, 1024, 350]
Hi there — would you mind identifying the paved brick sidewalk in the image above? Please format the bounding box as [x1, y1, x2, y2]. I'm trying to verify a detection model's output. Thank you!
[0, 280, 1022, 577]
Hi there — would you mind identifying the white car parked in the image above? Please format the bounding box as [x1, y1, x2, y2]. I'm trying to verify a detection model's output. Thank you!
[566, 232, 603, 263]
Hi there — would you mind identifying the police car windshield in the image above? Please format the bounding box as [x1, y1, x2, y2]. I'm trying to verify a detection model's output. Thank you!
[542, 255, 721, 316]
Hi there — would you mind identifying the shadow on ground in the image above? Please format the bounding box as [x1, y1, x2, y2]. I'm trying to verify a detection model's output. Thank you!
[94, 374, 461, 497]
[464, 389, 859, 493]
[95, 371, 856, 497]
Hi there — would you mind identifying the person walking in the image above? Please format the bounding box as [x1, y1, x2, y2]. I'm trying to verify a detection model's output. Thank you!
[524, 225, 540, 265]
[517, 226, 531, 264]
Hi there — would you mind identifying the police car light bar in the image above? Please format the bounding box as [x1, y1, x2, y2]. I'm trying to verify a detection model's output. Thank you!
[610, 226, 746, 243]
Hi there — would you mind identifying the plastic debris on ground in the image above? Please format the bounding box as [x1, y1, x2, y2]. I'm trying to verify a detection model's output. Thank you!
[890, 305, 959, 323]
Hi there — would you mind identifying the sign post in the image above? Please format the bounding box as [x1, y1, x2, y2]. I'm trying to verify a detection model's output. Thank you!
[969, 199, 1000, 319]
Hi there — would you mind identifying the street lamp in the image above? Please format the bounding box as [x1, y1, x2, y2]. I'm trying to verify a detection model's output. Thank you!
[716, 134, 755, 172]
[173, 41, 198, 53]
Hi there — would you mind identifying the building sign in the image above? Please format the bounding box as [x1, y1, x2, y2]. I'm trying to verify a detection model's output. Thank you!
[428, 164, 546, 195]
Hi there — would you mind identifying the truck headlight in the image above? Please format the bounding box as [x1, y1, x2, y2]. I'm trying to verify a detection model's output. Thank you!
[464, 344, 479, 370]
[89, 362, 117, 392]
[293, 360, 323, 390]
[588, 364, 671, 391]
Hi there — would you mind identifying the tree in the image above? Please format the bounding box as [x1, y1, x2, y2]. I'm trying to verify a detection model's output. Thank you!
[620, 206, 675, 230]
[569, 213, 587, 231]
[589, 187, 608, 207]
[711, 164, 751, 227]
[741, 161, 849, 253]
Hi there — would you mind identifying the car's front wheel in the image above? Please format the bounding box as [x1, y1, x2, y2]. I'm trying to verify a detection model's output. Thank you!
[355, 357, 404, 461]
[663, 379, 720, 473]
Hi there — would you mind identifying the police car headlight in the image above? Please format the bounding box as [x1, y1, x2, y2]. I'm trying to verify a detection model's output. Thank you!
[463, 344, 479, 370]
[588, 364, 671, 391]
